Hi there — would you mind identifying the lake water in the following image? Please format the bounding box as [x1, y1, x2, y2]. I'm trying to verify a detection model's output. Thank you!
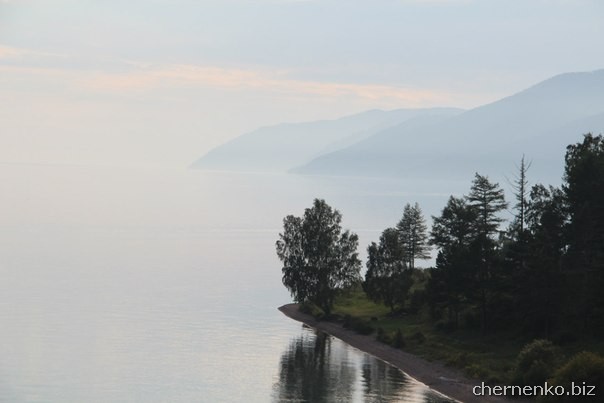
[0, 165, 460, 402]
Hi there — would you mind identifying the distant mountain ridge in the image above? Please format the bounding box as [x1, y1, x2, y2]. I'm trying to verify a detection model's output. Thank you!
[190, 108, 464, 172]
[192, 69, 604, 185]
[293, 69, 604, 184]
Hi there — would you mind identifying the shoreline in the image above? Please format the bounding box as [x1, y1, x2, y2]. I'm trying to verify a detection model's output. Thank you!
[279, 303, 525, 403]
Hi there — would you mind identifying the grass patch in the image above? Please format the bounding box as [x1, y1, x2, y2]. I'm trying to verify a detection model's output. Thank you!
[332, 288, 604, 386]
[333, 288, 532, 384]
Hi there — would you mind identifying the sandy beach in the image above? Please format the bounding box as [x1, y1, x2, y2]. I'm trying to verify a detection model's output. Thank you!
[279, 303, 526, 403]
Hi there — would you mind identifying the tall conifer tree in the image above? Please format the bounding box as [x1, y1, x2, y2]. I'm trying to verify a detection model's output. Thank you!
[396, 202, 430, 270]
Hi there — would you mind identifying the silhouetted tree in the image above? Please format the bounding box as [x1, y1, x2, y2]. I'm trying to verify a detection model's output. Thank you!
[396, 202, 430, 269]
[519, 184, 566, 336]
[429, 196, 479, 326]
[562, 133, 604, 333]
[364, 228, 412, 312]
[509, 155, 532, 236]
[505, 156, 533, 271]
[466, 173, 508, 332]
[467, 173, 508, 239]
[431, 196, 478, 249]
[276, 199, 361, 315]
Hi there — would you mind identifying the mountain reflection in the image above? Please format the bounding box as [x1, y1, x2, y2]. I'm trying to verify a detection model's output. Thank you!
[274, 326, 454, 403]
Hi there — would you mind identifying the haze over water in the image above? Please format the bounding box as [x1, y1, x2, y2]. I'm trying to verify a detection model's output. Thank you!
[0, 164, 457, 402]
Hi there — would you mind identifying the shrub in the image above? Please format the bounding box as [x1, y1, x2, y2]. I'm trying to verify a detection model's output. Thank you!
[299, 302, 326, 320]
[465, 363, 490, 379]
[410, 331, 426, 344]
[446, 352, 470, 368]
[343, 315, 373, 335]
[299, 302, 314, 315]
[513, 339, 562, 386]
[376, 327, 391, 344]
[392, 329, 405, 348]
[538, 351, 604, 403]
[354, 320, 374, 335]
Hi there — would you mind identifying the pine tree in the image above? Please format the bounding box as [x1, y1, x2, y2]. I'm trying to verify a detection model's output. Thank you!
[505, 156, 532, 271]
[510, 155, 531, 235]
[466, 173, 508, 332]
[396, 202, 430, 270]
[467, 173, 508, 239]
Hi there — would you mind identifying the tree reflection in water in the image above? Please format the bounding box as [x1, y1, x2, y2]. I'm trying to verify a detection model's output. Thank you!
[274, 326, 454, 402]
[274, 325, 355, 402]
[362, 358, 406, 401]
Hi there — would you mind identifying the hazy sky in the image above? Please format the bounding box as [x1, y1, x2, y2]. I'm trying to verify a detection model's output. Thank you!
[1, 0, 603, 167]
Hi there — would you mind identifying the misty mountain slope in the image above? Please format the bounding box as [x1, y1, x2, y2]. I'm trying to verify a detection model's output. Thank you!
[290, 112, 458, 173]
[294, 69, 604, 183]
[190, 108, 464, 172]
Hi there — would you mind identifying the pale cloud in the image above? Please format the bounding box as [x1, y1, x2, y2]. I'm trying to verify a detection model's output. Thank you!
[0, 44, 66, 60]
[0, 44, 451, 106]
[0, 45, 28, 58]
[80, 63, 452, 106]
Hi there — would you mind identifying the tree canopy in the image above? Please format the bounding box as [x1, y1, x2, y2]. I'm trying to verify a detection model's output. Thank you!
[466, 173, 508, 239]
[276, 199, 361, 315]
[364, 228, 412, 312]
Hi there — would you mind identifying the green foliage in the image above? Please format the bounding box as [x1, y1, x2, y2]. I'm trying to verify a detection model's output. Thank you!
[513, 339, 562, 386]
[375, 327, 406, 349]
[332, 285, 390, 318]
[276, 199, 361, 315]
[331, 288, 569, 387]
[342, 315, 374, 335]
[539, 351, 604, 403]
[364, 228, 413, 312]
[446, 352, 470, 367]
[464, 363, 491, 380]
[299, 302, 326, 320]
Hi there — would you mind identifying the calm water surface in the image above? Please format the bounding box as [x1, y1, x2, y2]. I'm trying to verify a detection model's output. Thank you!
[0, 165, 460, 402]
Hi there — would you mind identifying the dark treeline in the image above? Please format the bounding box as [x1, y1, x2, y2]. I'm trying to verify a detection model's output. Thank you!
[276, 133, 604, 396]
[365, 133, 604, 340]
